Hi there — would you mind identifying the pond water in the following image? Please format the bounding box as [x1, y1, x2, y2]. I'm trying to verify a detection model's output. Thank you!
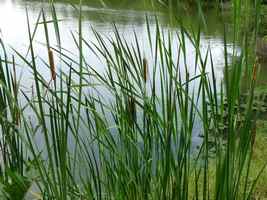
[0, 0, 241, 149]
[0, 0, 233, 82]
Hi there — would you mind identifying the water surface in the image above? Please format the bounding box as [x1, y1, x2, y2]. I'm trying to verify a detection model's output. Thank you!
[0, 0, 239, 149]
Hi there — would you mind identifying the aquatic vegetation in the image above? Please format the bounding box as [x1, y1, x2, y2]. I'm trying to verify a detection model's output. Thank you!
[0, 0, 266, 199]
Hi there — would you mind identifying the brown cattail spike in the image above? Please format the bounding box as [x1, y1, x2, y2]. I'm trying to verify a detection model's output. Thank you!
[12, 56, 17, 96]
[143, 58, 148, 83]
[48, 49, 56, 81]
[127, 96, 136, 126]
[15, 109, 20, 126]
[12, 56, 20, 126]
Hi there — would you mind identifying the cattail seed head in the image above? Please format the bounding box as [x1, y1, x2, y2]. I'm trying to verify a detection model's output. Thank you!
[15, 109, 20, 126]
[12, 56, 17, 96]
[48, 49, 56, 81]
[143, 58, 148, 83]
[127, 96, 136, 126]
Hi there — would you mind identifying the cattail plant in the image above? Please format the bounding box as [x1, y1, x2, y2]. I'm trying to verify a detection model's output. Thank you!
[127, 95, 136, 126]
[12, 56, 20, 125]
[12, 56, 17, 96]
[48, 48, 56, 81]
[0, 1, 263, 199]
[143, 57, 148, 83]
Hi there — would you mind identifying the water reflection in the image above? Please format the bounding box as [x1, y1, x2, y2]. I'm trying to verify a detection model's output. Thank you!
[0, 0, 233, 78]
[0, 0, 238, 119]
[0, 0, 243, 153]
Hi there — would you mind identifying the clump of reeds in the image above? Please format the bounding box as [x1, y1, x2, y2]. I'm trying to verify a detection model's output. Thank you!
[1, 1, 264, 199]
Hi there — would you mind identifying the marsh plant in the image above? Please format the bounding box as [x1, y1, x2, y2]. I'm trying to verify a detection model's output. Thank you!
[0, 0, 266, 199]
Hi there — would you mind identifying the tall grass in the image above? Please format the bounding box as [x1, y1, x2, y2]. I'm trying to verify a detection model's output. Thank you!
[0, 0, 265, 199]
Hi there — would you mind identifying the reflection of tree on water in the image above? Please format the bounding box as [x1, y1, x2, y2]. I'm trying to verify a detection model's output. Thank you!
[18, 0, 251, 43]
[23, 0, 154, 9]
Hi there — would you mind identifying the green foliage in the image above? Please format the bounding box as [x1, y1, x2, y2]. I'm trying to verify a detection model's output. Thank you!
[0, 171, 31, 200]
[0, 0, 266, 199]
